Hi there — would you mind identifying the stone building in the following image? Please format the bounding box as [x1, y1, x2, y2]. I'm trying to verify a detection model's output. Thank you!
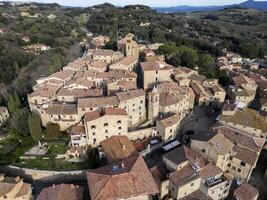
[84, 108, 128, 146]
[116, 89, 146, 126]
[141, 60, 174, 91]
[117, 33, 139, 58]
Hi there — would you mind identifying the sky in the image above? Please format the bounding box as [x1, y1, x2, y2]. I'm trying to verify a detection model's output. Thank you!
[4, 0, 267, 7]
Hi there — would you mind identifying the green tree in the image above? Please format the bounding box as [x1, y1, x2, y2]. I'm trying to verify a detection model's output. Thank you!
[7, 92, 21, 114]
[11, 108, 30, 137]
[28, 112, 42, 142]
[180, 46, 199, 67]
[198, 53, 213, 68]
[44, 123, 62, 141]
[49, 54, 62, 74]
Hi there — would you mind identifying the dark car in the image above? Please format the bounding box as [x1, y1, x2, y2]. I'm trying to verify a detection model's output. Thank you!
[185, 130, 195, 135]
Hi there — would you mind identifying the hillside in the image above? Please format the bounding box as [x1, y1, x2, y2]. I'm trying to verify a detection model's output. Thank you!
[0, 2, 88, 99]
[87, 5, 266, 56]
[154, 0, 267, 12]
[0, 2, 266, 100]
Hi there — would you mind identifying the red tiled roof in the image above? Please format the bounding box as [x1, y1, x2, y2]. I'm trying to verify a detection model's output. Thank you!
[37, 184, 83, 200]
[234, 183, 259, 200]
[87, 156, 159, 200]
[100, 135, 138, 163]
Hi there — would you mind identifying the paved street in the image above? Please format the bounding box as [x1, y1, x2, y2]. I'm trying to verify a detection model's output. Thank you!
[179, 106, 219, 135]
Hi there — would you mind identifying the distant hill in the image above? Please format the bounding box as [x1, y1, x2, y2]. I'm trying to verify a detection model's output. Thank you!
[154, 0, 267, 13]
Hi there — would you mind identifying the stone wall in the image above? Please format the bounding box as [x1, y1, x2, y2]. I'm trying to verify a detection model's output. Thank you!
[127, 126, 157, 141]
[0, 165, 88, 183]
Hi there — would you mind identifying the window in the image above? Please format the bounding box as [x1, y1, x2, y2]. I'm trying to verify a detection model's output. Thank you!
[170, 129, 173, 133]
[156, 71, 158, 74]
[240, 161, 246, 167]
[227, 163, 231, 167]
[237, 168, 242, 173]
[118, 127, 122, 130]
[156, 77, 158, 82]
[104, 123, 108, 127]
[92, 132, 95, 136]
[105, 130, 108, 133]
[232, 166, 236, 171]
[91, 125, 96, 129]
[93, 138, 96, 144]
[229, 156, 233, 160]
[90, 108, 93, 111]
[140, 100, 143, 104]
[190, 182, 194, 187]
[117, 120, 121, 124]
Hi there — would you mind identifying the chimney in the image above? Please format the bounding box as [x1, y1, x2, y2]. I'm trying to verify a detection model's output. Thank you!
[122, 144, 126, 150]
[71, 184, 75, 189]
[121, 162, 125, 169]
[53, 184, 56, 188]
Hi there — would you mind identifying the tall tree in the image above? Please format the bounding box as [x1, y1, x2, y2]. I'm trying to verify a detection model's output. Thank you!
[7, 92, 21, 114]
[11, 108, 30, 137]
[28, 112, 42, 142]
[44, 123, 62, 141]
[49, 54, 62, 74]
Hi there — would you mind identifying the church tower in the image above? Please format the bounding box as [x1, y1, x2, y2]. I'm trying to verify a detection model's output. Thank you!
[148, 86, 160, 125]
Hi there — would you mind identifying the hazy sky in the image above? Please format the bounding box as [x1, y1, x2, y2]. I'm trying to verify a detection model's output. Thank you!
[4, 0, 266, 7]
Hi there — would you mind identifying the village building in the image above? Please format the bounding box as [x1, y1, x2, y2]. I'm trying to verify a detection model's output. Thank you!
[156, 113, 182, 141]
[219, 108, 267, 139]
[37, 183, 83, 200]
[90, 35, 110, 47]
[56, 88, 103, 103]
[69, 124, 87, 147]
[169, 162, 231, 200]
[28, 84, 61, 112]
[106, 79, 137, 95]
[0, 174, 32, 200]
[109, 55, 138, 71]
[232, 75, 258, 92]
[233, 183, 259, 200]
[83, 69, 137, 88]
[0, 107, 9, 126]
[141, 60, 174, 91]
[163, 145, 206, 172]
[148, 82, 195, 124]
[227, 85, 255, 107]
[84, 108, 128, 146]
[117, 33, 139, 58]
[100, 135, 138, 163]
[63, 77, 95, 90]
[191, 133, 234, 171]
[87, 155, 159, 200]
[35, 70, 75, 86]
[87, 61, 108, 72]
[116, 89, 146, 126]
[77, 96, 119, 115]
[92, 49, 117, 64]
[190, 79, 226, 107]
[39, 103, 80, 131]
[150, 165, 170, 199]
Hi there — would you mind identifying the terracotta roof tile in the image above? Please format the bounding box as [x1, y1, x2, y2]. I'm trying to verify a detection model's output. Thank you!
[234, 183, 259, 200]
[116, 89, 145, 102]
[37, 184, 83, 200]
[100, 136, 138, 163]
[87, 156, 159, 200]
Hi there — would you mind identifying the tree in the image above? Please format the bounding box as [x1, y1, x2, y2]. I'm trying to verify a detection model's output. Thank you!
[198, 53, 213, 68]
[49, 54, 62, 73]
[7, 92, 21, 114]
[179, 46, 199, 67]
[28, 112, 42, 142]
[11, 108, 30, 137]
[44, 123, 62, 141]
